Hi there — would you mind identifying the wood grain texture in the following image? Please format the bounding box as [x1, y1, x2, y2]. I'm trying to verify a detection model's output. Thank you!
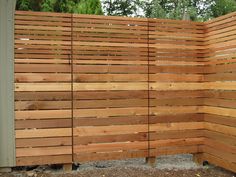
[14, 11, 72, 166]
[72, 14, 149, 162]
[149, 17, 206, 159]
[203, 11, 236, 173]
[14, 11, 236, 173]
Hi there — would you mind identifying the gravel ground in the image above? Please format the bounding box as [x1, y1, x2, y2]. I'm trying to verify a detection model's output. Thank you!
[1, 155, 235, 177]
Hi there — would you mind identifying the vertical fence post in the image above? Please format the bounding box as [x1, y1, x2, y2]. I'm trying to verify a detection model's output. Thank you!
[0, 0, 16, 168]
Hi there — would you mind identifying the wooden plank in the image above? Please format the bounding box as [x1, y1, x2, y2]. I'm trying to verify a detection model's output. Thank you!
[16, 128, 71, 138]
[74, 150, 148, 162]
[150, 137, 205, 148]
[16, 146, 72, 157]
[74, 115, 147, 126]
[15, 119, 71, 129]
[13, 11, 236, 171]
[74, 133, 147, 145]
[16, 137, 71, 148]
[200, 153, 236, 173]
[204, 122, 236, 136]
[150, 82, 236, 91]
[202, 106, 236, 118]
[150, 145, 203, 156]
[15, 110, 71, 120]
[74, 124, 147, 136]
[74, 141, 147, 153]
[150, 129, 204, 141]
[149, 114, 204, 124]
[150, 122, 204, 132]
[16, 155, 72, 166]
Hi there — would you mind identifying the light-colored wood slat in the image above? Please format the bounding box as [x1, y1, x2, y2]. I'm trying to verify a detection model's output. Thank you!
[202, 106, 236, 118]
[16, 137, 72, 148]
[150, 74, 204, 82]
[74, 124, 147, 136]
[15, 20, 71, 27]
[15, 73, 71, 83]
[73, 28, 147, 35]
[74, 132, 148, 145]
[73, 74, 148, 82]
[73, 99, 147, 109]
[15, 83, 71, 91]
[16, 128, 71, 138]
[73, 41, 147, 47]
[150, 137, 205, 148]
[205, 122, 236, 136]
[16, 146, 72, 157]
[150, 82, 236, 91]
[18, 82, 233, 93]
[15, 25, 71, 31]
[73, 107, 148, 118]
[15, 110, 71, 120]
[150, 122, 204, 132]
[74, 141, 147, 153]
[150, 129, 204, 140]
[150, 106, 202, 115]
[15, 39, 71, 45]
[14, 91, 148, 101]
[73, 83, 148, 91]
[73, 22, 148, 30]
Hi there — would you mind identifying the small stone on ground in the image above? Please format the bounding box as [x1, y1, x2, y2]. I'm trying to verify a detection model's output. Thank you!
[1, 155, 235, 177]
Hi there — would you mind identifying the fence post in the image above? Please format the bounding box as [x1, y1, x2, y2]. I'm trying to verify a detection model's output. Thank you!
[0, 0, 16, 168]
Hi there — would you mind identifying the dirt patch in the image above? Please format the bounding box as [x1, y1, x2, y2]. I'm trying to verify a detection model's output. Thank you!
[1, 155, 235, 177]
[78, 154, 204, 170]
[1, 167, 235, 177]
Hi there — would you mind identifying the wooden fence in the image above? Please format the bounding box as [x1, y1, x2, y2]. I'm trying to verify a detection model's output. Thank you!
[14, 10, 236, 172]
[202, 12, 236, 172]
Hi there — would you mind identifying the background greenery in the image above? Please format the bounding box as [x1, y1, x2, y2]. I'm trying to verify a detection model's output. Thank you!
[16, 0, 236, 21]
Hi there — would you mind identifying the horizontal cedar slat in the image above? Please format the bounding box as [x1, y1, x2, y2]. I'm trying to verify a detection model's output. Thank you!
[14, 11, 236, 173]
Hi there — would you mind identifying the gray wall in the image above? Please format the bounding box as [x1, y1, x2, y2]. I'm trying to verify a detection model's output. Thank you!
[0, 0, 16, 167]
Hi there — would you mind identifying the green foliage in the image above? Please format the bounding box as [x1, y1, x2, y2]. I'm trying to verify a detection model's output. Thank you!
[53, 0, 77, 13]
[15, 0, 236, 21]
[103, 0, 141, 16]
[16, 0, 103, 14]
[76, 0, 103, 15]
[149, 0, 215, 21]
[211, 0, 236, 17]
[150, 0, 166, 18]
[41, 0, 55, 12]
[16, 0, 31, 10]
